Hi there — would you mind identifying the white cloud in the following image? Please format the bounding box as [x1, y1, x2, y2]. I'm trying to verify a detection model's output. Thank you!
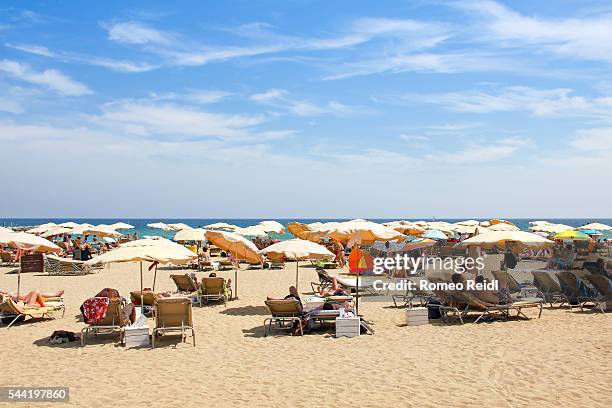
[455, 0, 612, 64]
[415, 85, 612, 118]
[0, 59, 92, 96]
[425, 137, 529, 164]
[105, 21, 174, 45]
[570, 128, 612, 151]
[250, 89, 363, 117]
[399, 134, 429, 142]
[149, 90, 233, 104]
[5, 43, 54, 57]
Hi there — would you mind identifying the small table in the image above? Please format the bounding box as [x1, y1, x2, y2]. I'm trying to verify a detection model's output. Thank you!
[335, 316, 360, 338]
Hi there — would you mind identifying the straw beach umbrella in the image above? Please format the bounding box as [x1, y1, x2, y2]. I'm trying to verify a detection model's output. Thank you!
[0, 231, 61, 297]
[205, 230, 263, 299]
[318, 220, 405, 245]
[260, 239, 335, 289]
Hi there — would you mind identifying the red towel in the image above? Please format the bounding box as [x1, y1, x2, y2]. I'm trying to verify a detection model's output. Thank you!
[82, 297, 109, 324]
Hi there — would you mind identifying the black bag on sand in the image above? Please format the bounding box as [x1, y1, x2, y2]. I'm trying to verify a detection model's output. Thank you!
[427, 301, 442, 319]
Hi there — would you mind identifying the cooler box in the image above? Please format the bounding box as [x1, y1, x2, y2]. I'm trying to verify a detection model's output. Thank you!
[336, 316, 360, 338]
[124, 326, 150, 347]
[406, 307, 429, 326]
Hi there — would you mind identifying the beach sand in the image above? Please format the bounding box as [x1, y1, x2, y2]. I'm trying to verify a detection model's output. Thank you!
[0, 261, 610, 408]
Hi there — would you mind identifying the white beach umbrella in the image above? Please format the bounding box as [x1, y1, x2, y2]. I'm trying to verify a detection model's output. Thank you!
[260, 239, 335, 289]
[82, 225, 123, 238]
[529, 223, 573, 234]
[147, 222, 173, 231]
[487, 223, 520, 232]
[204, 222, 239, 230]
[529, 220, 553, 226]
[257, 220, 285, 234]
[234, 225, 270, 237]
[455, 220, 481, 226]
[109, 222, 134, 230]
[41, 226, 73, 238]
[58, 221, 80, 228]
[456, 230, 554, 250]
[167, 223, 193, 231]
[0, 231, 61, 297]
[0, 226, 13, 233]
[26, 223, 57, 234]
[579, 223, 612, 231]
[173, 228, 208, 242]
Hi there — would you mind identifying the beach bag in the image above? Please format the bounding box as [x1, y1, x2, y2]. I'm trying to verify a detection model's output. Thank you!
[48, 330, 80, 344]
[427, 301, 442, 319]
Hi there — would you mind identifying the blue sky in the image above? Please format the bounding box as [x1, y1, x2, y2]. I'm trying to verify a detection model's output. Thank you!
[1, 1, 611, 218]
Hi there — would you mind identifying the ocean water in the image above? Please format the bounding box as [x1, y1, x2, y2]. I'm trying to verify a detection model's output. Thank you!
[1, 218, 611, 240]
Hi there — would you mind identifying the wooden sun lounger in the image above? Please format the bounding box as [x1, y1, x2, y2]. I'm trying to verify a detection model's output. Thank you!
[0, 295, 65, 328]
[557, 271, 600, 309]
[310, 268, 334, 293]
[264, 299, 303, 337]
[152, 297, 195, 348]
[81, 298, 126, 345]
[392, 279, 433, 308]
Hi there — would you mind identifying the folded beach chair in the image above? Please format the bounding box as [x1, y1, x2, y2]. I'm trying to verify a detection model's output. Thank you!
[170, 274, 198, 295]
[580, 274, 612, 313]
[264, 299, 304, 337]
[0, 294, 65, 328]
[80, 298, 126, 346]
[152, 297, 195, 348]
[531, 271, 570, 307]
[310, 268, 334, 293]
[200, 277, 232, 306]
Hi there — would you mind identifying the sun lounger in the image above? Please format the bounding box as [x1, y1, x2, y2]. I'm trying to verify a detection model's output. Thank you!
[217, 259, 234, 270]
[335, 276, 382, 296]
[444, 291, 543, 324]
[170, 274, 199, 295]
[491, 270, 541, 298]
[199, 277, 231, 306]
[152, 297, 195, 348]
[266, 259, 285, 269]
[582, 274, 612, 313]
[0, 294, 65, 328]
[0, 251, 18, 267]
[392, 278, 433, 308]
[531, 271, 570, 307]
[557, 271, 599, 308]
[80, 298, 126, 345]
[311, 259, 339, 269]
[264, 299, 304, 337]
[45, 254, 93, 276]
[130, 291, 162, 316]
[310, 268, 334, 293]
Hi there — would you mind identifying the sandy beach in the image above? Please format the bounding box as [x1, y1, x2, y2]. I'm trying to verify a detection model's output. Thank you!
[1, 260, 610, 408]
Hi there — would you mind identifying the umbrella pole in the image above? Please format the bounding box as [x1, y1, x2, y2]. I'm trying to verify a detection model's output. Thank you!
[295, 260, 299, 290]
[16, 255, 22, 299]
[234, 250, 238, 300]
[140, 261, 144, 316]
[152, 263, 158, 292]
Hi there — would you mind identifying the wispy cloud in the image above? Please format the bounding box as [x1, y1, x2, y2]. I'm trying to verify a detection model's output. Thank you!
[397, 85, 612, 119]
[0, 59, 91, 96]
[454, 0, 612, 64]
[6, 43, 158, 73]
[570, 128, 612, 151]
[250, 89, 364, 117]
[149, 89, 233, 104]
[104, 20, 174, 45]
[425, 137, 530, 164]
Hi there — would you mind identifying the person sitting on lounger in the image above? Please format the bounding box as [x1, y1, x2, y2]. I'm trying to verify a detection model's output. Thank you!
[207, 272, 232, 289]
[470, 275, 504, 304]
[1, 289, 64, 307]
[268, 286, 302, 306]
[318, 276, 349, 297]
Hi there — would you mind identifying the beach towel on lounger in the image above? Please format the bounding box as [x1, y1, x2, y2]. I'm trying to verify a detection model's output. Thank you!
[82, 297, 109, 324]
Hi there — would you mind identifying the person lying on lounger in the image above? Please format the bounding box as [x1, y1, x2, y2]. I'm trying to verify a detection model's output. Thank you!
[1, 289, 64, 307]
[318, 276, 349, 297]
[267, 286, 302, 306]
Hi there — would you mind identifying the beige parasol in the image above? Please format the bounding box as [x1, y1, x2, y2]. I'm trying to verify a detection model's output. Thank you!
[260, 239, 335, 289]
